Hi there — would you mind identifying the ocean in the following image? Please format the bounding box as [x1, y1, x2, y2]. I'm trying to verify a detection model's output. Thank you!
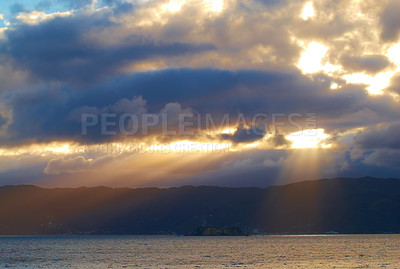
[0, 234, 399, 268]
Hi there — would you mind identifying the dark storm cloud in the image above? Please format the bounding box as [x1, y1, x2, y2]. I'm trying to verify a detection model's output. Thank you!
[386, 73, 400, 94]
[253, 0, 288, 7]
[363, 149, 400, 167]
[3, 68, 399, 146]
[341, 55, 392, 75]
[221, 126, 266, 144]
[0, 115, 7, 127]
[269, 133, 290, 147]
[0, 14, 215, 84]
[221, 129, 291, 147]
[380, 0, 400, 41]
[354, 122, 400, 150]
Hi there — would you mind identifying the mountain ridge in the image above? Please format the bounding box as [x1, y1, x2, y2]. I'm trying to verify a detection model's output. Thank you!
[1, 176, 397, 191]
[0, 177, 399, 235]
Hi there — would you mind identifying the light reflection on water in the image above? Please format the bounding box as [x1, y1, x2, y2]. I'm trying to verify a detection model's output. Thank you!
[0, 234, 399, 268]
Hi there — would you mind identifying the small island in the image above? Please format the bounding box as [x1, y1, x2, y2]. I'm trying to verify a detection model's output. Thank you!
[192, 226, 246, 236]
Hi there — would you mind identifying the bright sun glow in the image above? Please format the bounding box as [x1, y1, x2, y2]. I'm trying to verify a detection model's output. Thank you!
[242, 142, 261, 149]
[387, 42, 400, 67]
[204, 0, 223, 12]
[286, 129, 330, 149]
[46, 144, 70, 154]
[220, 127, 236, 135]
[298, 42, 328, 74]
[301, 2, 315, 20]
[0, 143, 72, 157]
[162, 0, 186, 12]
[330, 82, 339, 89]
[343, 71, 395, 95]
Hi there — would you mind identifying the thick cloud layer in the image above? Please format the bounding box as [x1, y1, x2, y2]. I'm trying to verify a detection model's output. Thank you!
[0, 115, 6, 127]
[1, 15, 214, 84]
[1, 0, 400, 187]
[354, 122, 400, 150]
[380, 0, 400, 41]
[341, 55, 392, 75]
[3, 68, 399, 146]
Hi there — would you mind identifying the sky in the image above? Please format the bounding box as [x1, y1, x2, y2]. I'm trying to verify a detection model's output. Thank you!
[0, 0, 400, 188]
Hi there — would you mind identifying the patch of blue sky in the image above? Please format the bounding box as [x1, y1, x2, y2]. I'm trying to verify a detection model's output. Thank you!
[0, 0, 102, 27]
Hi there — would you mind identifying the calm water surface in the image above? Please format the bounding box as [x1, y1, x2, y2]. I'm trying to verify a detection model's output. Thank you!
[0, 234, 399, 268]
